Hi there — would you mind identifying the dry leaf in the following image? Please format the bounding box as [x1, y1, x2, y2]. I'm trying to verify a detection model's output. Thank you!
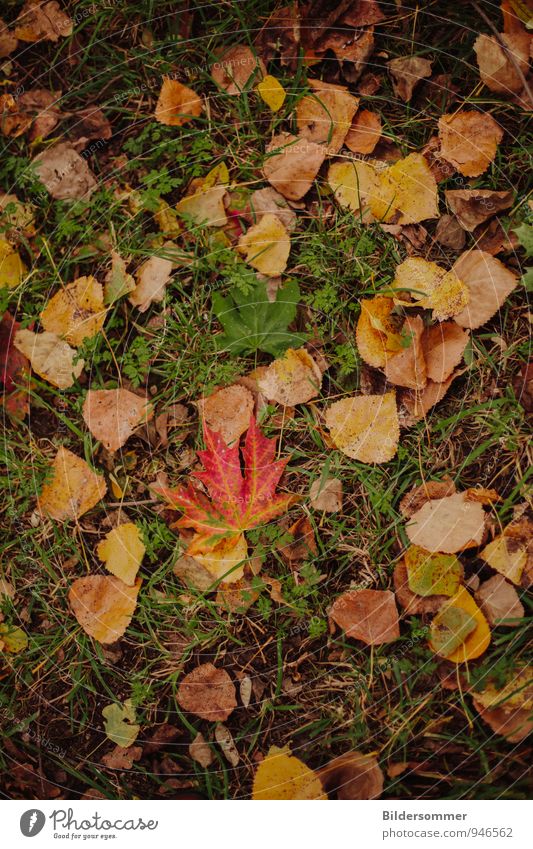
[214, 723, 240, 766]
[14, 1, 72, 43]
[97, 523, 145, 586]
[438, 111, 504, 178]
[82, 388, 153, 452]
[429, 586, 490, 662]
[198, 384, 254, 445]
[237, 213, 290, 276]
[248, 187, 297, 231]
[434, 214, 466, 250]
[277, 514, 317, 566]
[475, 31, 530, 94]
[330, 589, 400, 645]
[40, 276, 106, 346]
[173, 554, 215, 592]
[472, 667, 533, 741]
[177, 663, 237, 722]
[0, 238, 27, 289]
[404, 545, 463, 597]
[14, 329, 83, 390]
[325, 393, 399, 463]
[406, 492, 486, 553]
[263, 132, 326, 201]
[400, 478, 456, 517]
[422, 322, 470, 383]
[369, 152, 439, 224]
[101, 745, 142, 769]
[318, 751, 383, 799]
[452, 250, 518, 330]
[104, 251, 135, 305]
[473, 701, 533, 743]
[327, 159, 380, 215]
[344, 109, 382, 154]
[0, 18, 18, 57]
[69, 576, 141, 644]
[176, 184, 227, 228]
[480, 534, 526, 585]
[128, 252, 173, 312]
[0, 88, 62, 140]
[38, 446, 106, 521]
[309, 476, 343, 512]
[154, 77, 202, 126]
[189, 732, 213, 768]
[445, 189, 514, 232]
[252, 746, 326, 800]
[393, 257, 469, 321]
[356, 296, 403, 368]
[388, 56, 433, 102]
[393, 560, 449, 615]
[258, 347, 322, 405]
[33, 142, 97, 200]
[296, 81, 359, 154]
[475, 574, 524, 626]
[211, 45, 266, 95]
[102, 700, 140, 747]
[399, 370, 461, 425]
[191, 532, 247, 584]
[256, 75, 286, 111]
[384, 316, 426, 390]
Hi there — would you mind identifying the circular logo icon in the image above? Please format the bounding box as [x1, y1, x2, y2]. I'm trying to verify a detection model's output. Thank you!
[20, 810, 46, 837]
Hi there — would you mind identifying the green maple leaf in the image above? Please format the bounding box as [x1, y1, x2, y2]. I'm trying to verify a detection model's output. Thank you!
[212, 277, 307, 357]
[513, 222, 533, 257]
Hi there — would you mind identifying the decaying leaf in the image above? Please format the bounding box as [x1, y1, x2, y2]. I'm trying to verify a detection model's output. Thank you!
[0, 88, 62, 140]
[97, 523, 145, 586]
[327, 159, 380, 215]
[263, 132, 326, 201]
[318, 751, 383, 800]
[393, 560, 449, 615]
[369, 152, 439, 225]
[400, 478, 456, 518]
[128, 252, 173, 312]
[258, 347, 322, 406]
[325, 393, 399, 463]
[33, 142, 97, 200]
[388, 56, 432, 102]
[14, 329, 83, 390]
[404, 545, 463, 597]
[256, 75, 286, 111]
[154, 77, 202, 126]
[345, 109, 382, 154]
[438, 111, 504, 177]
[215, 723, 240, 766]
[190, 532, 247, 583]
[406, 492, 486, 553]
[211, 45, 266, 95]
[237, 213, 290, 276]
[330, 589, 400, 645]
[429, 586, 490, 662]
[452, 250, 518, 330]
[480, 533, 526, 585]
[14, 1, 72, 43]
[475, 31, 530, 94]
[309, 476, 343, 513]
[0, 312, 30, 419]
[189, 732, 214, 768]
[399, 370, 462, 425]
[392, 257, 469, 321]
[296, 80, 359, 154]
[38, 446, 106, 521]
[473, 700, 533, 743]
[421, 322, 470, 383]
[0, 238, 27, 289]
[198, 384, 254, 445]
[102, 700, 140, 747]
[0, 18, 18, 58]
[40, 276, 106, 346]
[472, 666, 533, 742]
[475, 574, 524, 626]
[445, 189, 514, 232]
[104, 251, 135, 305]
[177, 663, 237, 722]
[101, 744, 143, 769]
[384, 316, 426, 390]
[82, 388, 153, 452]
[173, 553, 215, 592]
[69, 576, 141, 644]
[434, 214, 466, 250]
[248, 187, 297, 231]
[252, 746, 326, 800]
[356, 296, 403, 368]
[0, 623, 28, 654]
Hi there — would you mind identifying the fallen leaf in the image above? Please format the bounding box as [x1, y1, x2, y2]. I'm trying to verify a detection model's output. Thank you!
[434, 214, 466, 250]
[38, 446, 106, 520]
[512, 359, 533, 412]
[128, 251, 173, 312]
[330, 589, 400, 645]
[400, 478, 456, 517]
[214, 723, 240, 766]
[177, 663, 237, 722]
[191, 532, 247, 584]
[296, 80, 359, 154]
[176, 184, 227, 229]
[101, 745, 143, 769]
[369, 152, 439, 224]
[429, 586, 490, 662]
[475, 574, 524, 626]
[258, 347, 322, 406]
[0, 18, 18, 57]
[327, 159, 380, 215]
[473, 701, 533, 743]
[344, 109, 382, 154]
[173, 553, 215, 591]
[211, 45, 266, 95]
[0, 88, 62, 140]
[154, 77, 202, 126]
[237, 213, 290, 276]
[97, 523, 145, 586]
[248, 187, 297, 231]
[404, 545, 463, 597]
[0, 311, 29, 418]
[33, 142, 97, 200]
[393, 257, 469, 321]
[198, 384, 254, 445]
[82, 388, 153, 452]
[422, 322, 470, 383]
[256, 75, 286, 111]
[325, 393, 399, 463]
[0, 623, 28, 653]
[393, 560, 449, 615]
[479, 533, 526, 585]
[189, 732, 213, 768]
[356, 296, 403, 367]
[14, 329, 83, 390]
[252, 746, 326, 800]
[406, 492, 486, 553]
[69, 576, 141, 644]
[104, 251, 135, 305]
[445, 189, 514, 232]
[277, 514, 318, 566]
[318, 751, 383, 799]
[0, 578, 14, 601]
[399, 370, 461, 425]
[475, 31, 530, 94]
[438, 111, 504, 177]
[14, 1, 72, 43]
[40, 276, 106, 346]
[452, 250, 518, 329]
[315, 27, 374, 73]
[309, 476, 343, 512]
[102, 700, 140, 747]
[384, 315, 426, 390]
[388, 56, 432, 102]
[263, 132, 327, 201]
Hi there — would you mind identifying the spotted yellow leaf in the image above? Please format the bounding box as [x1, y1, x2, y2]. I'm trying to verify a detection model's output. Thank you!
[325, 392, 399, 463]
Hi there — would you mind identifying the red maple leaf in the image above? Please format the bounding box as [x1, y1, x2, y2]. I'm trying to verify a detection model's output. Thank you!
[154, 415, 296, 551]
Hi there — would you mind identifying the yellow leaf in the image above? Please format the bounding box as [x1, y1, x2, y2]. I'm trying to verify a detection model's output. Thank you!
[97, 523, 145, 586]
[404, 545, 463, 597]
[429, 586, 491, 662]
[296, 83, 358, 154]
[258, 347, 322, 406]
[40, 276, 106, 347]
[0, 238, 27, 289]
[325, 392, 399, 463]
[0, 623, 28, 653]
[38, 446, 107, 521]
[13, 329, 84, 390]
[252, 746, 327, 800]
[480, 534, 526, 585]
[237, 213, 290, 276]
[256, 74, 286, 112]
[393, 257, 469, 321]
[328, 160, 380, 214]
[154, 77, 202, 126]
[189, 532, 247, 584]
[369, 152, 439, 224]
[69, 576, 141, 644]
[473, 667, 533, 712]
[176, 184, 227, 228]
[356, 296, 403, 368]
[203, 162, 230, 188]
[102, 699, 140, 747]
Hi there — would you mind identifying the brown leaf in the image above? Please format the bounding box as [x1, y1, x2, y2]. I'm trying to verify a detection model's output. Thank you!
[399, 369, 462, 426]
[263, 132, 326, 201]
[177, 663, 237, 722]
[512, 360, 533, 412]
[258, 347, 322, 406]
[214, 723, 240, 766]
[445, 189, 514, 232]
[475, 574, 524, 627]
[173, 554, 215, 591]
[406, 492, 486, 553]
[296, 80, 359, 154]
[393, 561, 448, 615]
[211, 45, 266, 95]
[421, 322, 470, 383]
[452, 250, 518, 329]
[330, 589, 400, 645]
[400, 479, 456, 518]
[128, 251, 173, 312]
[248, 187, 298, 231]
[154, 77, 202, 126]
[434, 214, 466, 251]
[472, 701, 533, 743]
[316, 28, 375, 75]
[277, 515, 318, 566]
[438, 111, 504, 178]
[38, 446, 106, 521]
[309, 476, 343, 512]
[83, 388, 153, 452]
[318, 751, 383, 799]
[101, 745, 143, 769]
[340, 0, 385, 27]
[197, 384, 254, 446]
[189, 732, 213, 768]
[345, 109, 382, 154]
[474, 31, 530, 94]
[14, 1, 72, 43]
[384, 316, 426, 390]
[143, 724, 181, 754]
[14, 329, 83, 390]
[0, 88, 62, 140]
[69, 576, 141, 644]
[0, 18, 18, 58]
[33, 142, 97, 200]
[388, 56, 433, 102]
